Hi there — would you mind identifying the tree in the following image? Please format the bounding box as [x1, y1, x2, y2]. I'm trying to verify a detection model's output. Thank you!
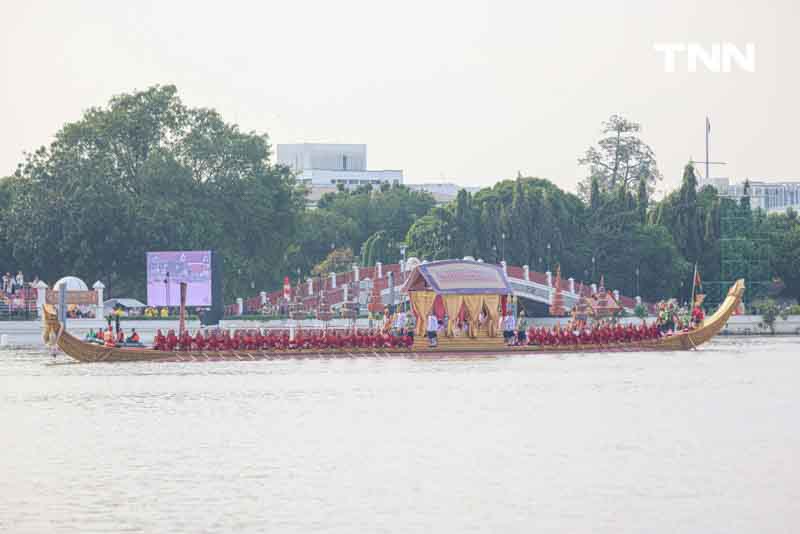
[766, 212, 800, 302]
[578, 114, 661, 199]
[361, 230, 400, 267]
[405, 214, 452, 261]
[453, 189, 477, 258]
[754, 298, 781, 334]
[2, 85, 304, 300]
[677, 163, 702, 264]
[312, 183, 435, 256]
[637, 175, 648, 224]
[287, 210, 358, 277]
[509, 177, 532, 266]
[650, 164, 719, 285]
[590, 175, 601, 211]
[312, 248, 354, 277]
[0, 176, 16, 271]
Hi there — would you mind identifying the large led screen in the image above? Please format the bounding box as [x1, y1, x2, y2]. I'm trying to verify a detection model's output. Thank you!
[147, 251, 212, 306]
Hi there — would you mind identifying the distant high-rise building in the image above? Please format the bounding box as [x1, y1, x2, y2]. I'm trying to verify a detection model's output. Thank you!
[277, 143, 402, 191]
[705, 177, 800, 213]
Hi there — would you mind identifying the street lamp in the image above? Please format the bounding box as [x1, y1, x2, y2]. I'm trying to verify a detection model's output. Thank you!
[547, 243, 551, 270]
[492, 244, 497, 262]
[501, 233, 506, 261]
[591, 256, 596, 282]
[635, 267, 640, 297]
[446, 234, 451, 259]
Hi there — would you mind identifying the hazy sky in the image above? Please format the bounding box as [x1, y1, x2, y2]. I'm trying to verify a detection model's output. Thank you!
[1, 1, 797, 195]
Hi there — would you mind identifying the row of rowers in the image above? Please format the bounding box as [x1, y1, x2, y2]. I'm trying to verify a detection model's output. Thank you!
[153, 329, 415, 351]
[521, 322, 664, 346]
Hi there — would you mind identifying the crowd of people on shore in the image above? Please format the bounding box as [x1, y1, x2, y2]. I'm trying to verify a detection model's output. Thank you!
[1, 271, 40, 316]
[1, 271, 26, 295]
[0, 272, 41, 295]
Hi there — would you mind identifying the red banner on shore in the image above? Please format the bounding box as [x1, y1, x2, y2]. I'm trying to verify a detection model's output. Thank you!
[45, 290, 97, 305]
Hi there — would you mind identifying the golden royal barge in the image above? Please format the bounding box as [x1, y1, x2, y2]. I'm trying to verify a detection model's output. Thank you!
[43, 261, 745, 363]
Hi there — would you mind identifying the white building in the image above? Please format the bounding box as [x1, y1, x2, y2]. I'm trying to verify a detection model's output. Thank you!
[705, 177, 800, 213]
[406, 182, 482, 205]
[277, 143, 402, 190]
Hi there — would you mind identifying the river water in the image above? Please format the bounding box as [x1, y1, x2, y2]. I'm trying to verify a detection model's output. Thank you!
[1, 337, 798, 533]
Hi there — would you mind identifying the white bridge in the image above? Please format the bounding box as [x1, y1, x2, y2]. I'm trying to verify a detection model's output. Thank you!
[245, 260, 638, 316]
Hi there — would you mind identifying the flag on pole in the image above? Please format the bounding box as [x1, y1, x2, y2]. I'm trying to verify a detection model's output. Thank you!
[691, 263, 704, 307]
[283, 276, 291, 301]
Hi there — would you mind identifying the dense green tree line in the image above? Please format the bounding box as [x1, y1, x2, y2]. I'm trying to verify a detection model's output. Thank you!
[3, 90, 799, 305]
[403, 174, 687, 301]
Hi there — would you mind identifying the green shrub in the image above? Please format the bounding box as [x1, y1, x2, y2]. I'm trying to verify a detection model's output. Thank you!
[754, 299, 780, 334]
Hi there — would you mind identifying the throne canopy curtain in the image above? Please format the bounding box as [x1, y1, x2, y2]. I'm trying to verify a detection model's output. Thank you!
[483, 294, 501, 337]
[462, 295, 484, 337]
[410, 291, 436, 336]
[443, 295, 464, 337]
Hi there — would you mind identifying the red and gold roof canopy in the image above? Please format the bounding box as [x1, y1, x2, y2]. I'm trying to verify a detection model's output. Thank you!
[403, 260, 512, 295]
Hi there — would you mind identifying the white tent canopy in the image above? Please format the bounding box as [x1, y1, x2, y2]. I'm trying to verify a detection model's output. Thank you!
[53, 276, 88, 291]
[104, 298, 146, 309]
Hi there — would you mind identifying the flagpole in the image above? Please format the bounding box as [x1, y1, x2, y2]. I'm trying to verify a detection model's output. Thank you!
[705, 117, 710, 183]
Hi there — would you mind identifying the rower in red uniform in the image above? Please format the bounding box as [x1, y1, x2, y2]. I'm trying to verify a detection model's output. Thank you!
[280, 331, 290, 349]
[177, 330, 190, 351]
[255, 330, 264, 349]
[251, 330, 261, 349]
[166, 329, 178, 351]
[365, 330, 373, 348]
[154, 329, 166, 350]
[242, 330, 253, 350]
[207, 332, 219, 351]
[193, 330, 204, 350]
[304, 331, 315, 349]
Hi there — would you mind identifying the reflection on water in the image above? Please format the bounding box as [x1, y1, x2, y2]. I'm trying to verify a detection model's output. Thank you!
[1, 337, 799, 533]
